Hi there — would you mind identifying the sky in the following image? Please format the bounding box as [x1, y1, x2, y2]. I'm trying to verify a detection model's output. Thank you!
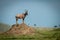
[0, 0, 60, 27]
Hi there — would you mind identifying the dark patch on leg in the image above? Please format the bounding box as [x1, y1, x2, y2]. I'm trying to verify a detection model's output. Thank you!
[16, 24, 19, 27]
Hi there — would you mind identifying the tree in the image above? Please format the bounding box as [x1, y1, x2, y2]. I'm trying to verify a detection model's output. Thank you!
[34, 24, 36, 26]
[59, 25, 60, 28]
[54, 25, 57, 28]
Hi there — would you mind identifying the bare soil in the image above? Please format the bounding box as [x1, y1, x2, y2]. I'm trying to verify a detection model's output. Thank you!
[6, 23, 35, 35]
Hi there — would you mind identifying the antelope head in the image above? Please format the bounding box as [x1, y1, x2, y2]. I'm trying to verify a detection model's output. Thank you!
[24, 10, 28, 16]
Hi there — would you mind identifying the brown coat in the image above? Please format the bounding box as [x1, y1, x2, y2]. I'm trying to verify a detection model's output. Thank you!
[16, 14, 24, 19]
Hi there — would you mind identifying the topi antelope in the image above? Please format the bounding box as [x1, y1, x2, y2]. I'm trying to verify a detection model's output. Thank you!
[15, 10, 28, 25]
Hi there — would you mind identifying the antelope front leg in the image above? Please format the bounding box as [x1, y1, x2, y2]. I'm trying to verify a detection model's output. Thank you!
[22, 18, 24, 23]
[22, 19, 24, 23]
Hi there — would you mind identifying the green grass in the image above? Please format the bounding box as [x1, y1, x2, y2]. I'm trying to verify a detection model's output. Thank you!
[0, 28, 60, 40]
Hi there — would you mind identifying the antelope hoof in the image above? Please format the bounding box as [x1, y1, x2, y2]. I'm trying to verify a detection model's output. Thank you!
[16, 24, 19, 27]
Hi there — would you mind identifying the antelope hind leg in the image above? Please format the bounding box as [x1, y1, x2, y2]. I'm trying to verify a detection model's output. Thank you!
[16, 18, 18, 26]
